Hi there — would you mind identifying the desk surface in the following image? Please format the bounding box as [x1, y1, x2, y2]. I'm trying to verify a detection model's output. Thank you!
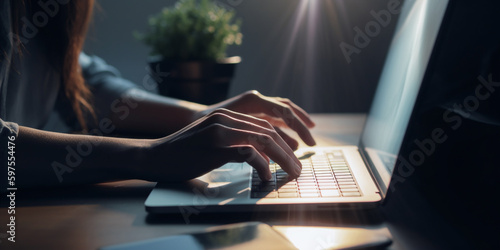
[0, 114, 408, 250]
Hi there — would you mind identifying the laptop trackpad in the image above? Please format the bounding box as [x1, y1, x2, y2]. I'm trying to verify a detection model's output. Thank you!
[148, 163, 253, 209]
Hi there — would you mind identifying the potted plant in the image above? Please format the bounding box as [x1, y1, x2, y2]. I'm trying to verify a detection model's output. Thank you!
[136, 0, 243, 104]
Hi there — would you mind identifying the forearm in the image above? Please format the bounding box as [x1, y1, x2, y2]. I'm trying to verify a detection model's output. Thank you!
[16, 126, 150, 188]
[108, 88, 207, 136]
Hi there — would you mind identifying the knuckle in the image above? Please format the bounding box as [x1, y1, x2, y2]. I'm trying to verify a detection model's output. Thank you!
[239, 145, 257, 158]
[212, 113, 224, 122]
[246, 90, 260, 95]
[259, 134, 274, 145]
[262, 119, 273, 129]
[206, 112, 230, 125]
[243, 90, 261, 100]
[208, 108, 229, 116]
[206, 123, 226, 136]
[215, 107, 230, 113]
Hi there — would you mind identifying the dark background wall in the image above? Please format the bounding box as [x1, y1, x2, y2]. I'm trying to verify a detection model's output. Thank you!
[84, 0, 399, 113]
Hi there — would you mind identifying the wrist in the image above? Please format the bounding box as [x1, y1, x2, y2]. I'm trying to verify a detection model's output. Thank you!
[113, 138, 155, 180]
[185, 102, 209, 123]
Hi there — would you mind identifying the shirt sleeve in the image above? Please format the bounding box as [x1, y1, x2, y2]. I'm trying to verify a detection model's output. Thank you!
[79, 52, 138, 120]
[0, 119, 18, 193]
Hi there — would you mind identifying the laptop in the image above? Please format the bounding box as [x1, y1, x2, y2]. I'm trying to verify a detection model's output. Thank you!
[145, 0, 450, 213]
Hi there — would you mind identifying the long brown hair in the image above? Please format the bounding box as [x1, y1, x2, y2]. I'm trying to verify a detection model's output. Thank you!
[10, 0, 95, 131]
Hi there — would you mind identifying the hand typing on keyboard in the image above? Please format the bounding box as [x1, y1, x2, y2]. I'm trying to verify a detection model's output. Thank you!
[251, 151, 361, 198]
[136, 91, 316, 184]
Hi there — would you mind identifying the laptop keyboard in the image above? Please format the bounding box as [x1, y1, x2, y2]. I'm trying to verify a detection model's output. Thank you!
[250, 150, 362, 199]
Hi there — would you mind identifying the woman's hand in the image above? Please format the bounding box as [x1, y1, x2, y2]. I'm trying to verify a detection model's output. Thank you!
[138, 108, 305, 182]
[192, 90, 316, 150]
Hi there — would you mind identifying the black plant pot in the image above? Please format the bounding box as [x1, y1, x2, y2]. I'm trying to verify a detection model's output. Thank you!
[148, 56, 241, 105]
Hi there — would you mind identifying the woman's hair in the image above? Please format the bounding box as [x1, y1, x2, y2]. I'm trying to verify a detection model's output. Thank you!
[10, 0, 95, 131]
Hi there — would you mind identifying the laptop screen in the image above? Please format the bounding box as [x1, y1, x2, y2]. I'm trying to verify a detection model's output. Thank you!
[359, 0, 449, 194]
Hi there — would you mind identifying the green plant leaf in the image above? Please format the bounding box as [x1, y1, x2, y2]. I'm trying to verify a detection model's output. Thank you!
[135, 0, 243, 61]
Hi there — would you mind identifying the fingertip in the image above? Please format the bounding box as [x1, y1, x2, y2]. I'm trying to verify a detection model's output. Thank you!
[266, 172, 273, 181]
[306, 136, 317, 146]
[258, 169, 272, 181]
[307, 120, 316, 128]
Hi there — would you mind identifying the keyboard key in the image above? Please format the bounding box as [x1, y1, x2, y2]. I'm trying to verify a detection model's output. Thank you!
[340, 188, 359, 192]
[332, 167, 349, 171]
[315, 172, 334, 176]
[300, 192, 320, 198]
[333, 170, 351, 175]
[331, 163, 348, 166]
[318, 178, 336, 182]
[317, 179, 336, 183]
[278, 188, 298, 193]
[299, 188, 319, 193]
[299, 173, 314, 178]
[275, 176, 286, 181]
[318, 182, 338, 187]
[313, 164, 330, 168]
[335, 175, 354, 179]
[318, 182, 338, 186]
[298, 174, 315, 177]
[316, 176, 335, 180]
[312, 163, 329, 166]
[338, 184, 357, 188]
[330, 157, 345, 161]
[316, 178, 334, 181]
[298, 182, 317, 186]
[297, 179, 316, 184]
[297, 176, 315, 180]
[334, 172, 352, 176]
[336, 180, 356, 184]
[338, 183, 357, 188]
[321, 190, 341, 197]
[342, 192, 361, 197]
[279, 193, 299, 198]
[314, 171, 333, 174]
